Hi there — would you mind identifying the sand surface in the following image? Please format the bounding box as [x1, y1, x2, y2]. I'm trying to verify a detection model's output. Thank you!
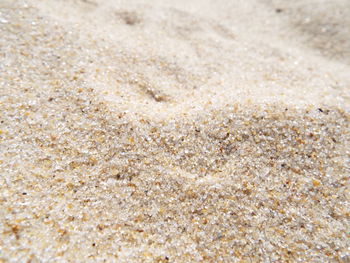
[0, 0, 349, 262]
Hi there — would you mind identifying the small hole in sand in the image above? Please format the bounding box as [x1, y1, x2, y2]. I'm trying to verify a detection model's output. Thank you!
[115, 11, 141, 26]
[275, 8, 283, 13]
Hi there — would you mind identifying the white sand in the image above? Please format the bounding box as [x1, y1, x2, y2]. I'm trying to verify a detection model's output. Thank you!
[0, 0, 349, 262]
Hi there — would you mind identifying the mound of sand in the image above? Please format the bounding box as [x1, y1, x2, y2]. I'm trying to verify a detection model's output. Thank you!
[0, 0, 349, 262]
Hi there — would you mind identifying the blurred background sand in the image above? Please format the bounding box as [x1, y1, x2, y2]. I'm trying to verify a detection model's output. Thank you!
[24, 0, 350, 118]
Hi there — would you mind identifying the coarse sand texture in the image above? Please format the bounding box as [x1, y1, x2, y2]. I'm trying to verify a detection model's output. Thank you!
[0, 0, 349, 262]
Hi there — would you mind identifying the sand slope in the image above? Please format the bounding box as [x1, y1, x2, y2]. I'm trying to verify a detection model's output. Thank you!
[0, 0, 349, 262]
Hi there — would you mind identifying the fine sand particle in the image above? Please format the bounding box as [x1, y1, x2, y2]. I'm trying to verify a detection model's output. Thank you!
[0, 0, 349, 262]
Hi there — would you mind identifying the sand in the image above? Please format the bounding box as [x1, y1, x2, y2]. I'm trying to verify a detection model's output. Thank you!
[0, 0, 349, 262]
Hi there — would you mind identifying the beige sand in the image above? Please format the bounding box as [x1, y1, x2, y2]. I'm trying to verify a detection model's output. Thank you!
[0, 0, 349, 262]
